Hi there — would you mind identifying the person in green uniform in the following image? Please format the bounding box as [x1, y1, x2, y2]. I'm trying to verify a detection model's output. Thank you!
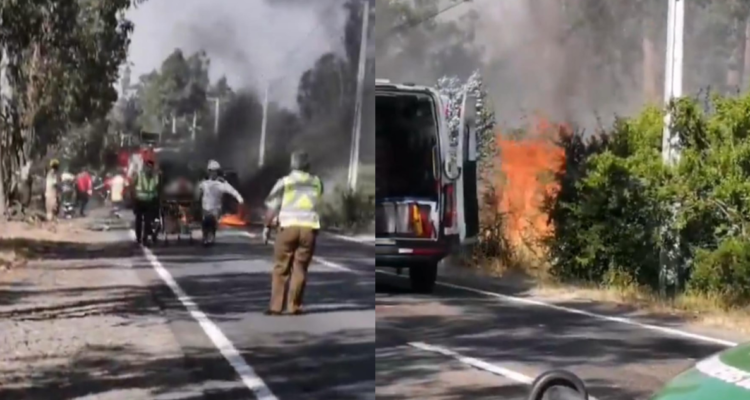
[132, 159, 159, 245]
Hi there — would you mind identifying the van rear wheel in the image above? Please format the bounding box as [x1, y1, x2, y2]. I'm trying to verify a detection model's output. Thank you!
[409, 263, 437, 293]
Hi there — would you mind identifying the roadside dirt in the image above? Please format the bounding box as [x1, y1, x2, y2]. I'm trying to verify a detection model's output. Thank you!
[461, 261, 750, 342]
[0, 218, 198, 399]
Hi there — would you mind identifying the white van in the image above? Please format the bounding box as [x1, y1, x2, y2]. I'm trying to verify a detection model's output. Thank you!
[375, 79, 480, 292]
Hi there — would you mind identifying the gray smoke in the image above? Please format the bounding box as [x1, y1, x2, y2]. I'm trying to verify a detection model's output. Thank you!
[377, 0, 741, 132]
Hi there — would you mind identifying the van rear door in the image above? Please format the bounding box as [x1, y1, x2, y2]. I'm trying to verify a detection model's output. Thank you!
[375, 84, 442, 242]
[455, 91, 480, 244]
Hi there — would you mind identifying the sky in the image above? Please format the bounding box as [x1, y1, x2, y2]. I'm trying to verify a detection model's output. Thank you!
[125, 0, 349, 109]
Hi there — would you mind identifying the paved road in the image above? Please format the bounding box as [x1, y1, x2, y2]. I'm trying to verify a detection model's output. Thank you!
[375, 266, 739, 400]
[132, 226, 375, 400]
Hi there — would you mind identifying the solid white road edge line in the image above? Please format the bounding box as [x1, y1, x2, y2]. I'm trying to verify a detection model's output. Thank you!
[408, 341, 600, 400]
[232, 230, 363, 274]
[129, 230, 278, 400]
[377, 269, 738, 348]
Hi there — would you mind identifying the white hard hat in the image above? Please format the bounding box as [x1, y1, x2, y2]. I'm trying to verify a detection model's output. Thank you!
[207, 160, 220, 171]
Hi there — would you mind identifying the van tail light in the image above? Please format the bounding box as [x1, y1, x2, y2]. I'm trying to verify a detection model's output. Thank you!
[444, 184, 455, 228]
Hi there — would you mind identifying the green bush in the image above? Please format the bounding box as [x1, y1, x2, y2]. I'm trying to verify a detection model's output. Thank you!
[544, 92, 750, 304]
[690, 238, 750, 305]
[319, 164, 374, 233]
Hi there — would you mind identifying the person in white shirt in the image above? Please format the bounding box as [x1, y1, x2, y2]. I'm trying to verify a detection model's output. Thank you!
[110, 172, 126, 217]
[195, 160, 244, 245]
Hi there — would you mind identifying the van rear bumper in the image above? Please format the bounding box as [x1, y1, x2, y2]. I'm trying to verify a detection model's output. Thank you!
[376, 239, 450, 267]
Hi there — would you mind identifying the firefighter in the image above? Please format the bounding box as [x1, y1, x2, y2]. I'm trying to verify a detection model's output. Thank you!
[132, 158, 159, 245]
[263, 150, 324, 316]
[195, 160, 244, 245]
[45, 159, 61, 222]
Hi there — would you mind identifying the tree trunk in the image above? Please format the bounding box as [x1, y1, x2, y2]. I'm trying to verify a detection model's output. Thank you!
[642, 18, 659, 104]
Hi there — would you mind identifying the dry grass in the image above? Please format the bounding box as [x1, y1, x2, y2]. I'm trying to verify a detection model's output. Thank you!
[0, 219, 104, 273]
[474, 234, 750, 336]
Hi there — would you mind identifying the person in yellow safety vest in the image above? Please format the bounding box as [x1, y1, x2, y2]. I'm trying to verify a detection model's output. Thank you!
[132, 158, 160, 245]
[262, 150, 324, 316]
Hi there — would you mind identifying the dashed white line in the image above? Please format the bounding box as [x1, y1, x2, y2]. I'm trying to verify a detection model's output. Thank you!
[409, 341, 533, 384]
[323, 232, 375, 245]
[129, 230, 278, 400]
[408, 341, 600, 400]
[377, 269, 738, 348]
[232, 230, 364, 275]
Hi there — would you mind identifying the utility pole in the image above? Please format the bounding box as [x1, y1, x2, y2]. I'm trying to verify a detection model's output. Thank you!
[347, 0, 370, 192]
[660, 0, 684, 297]
[213, 97, 220, 137]
[190, 111, 197, 143]
[259, 83, 269, 168]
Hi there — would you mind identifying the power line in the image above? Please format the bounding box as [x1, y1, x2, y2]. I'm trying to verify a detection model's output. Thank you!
[377, 0, 473, 42]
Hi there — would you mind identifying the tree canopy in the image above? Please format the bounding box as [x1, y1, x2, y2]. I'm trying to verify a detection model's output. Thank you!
[0, 0, 136, 214]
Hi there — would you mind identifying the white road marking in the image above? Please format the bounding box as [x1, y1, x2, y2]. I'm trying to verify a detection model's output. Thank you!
[323, 232, 375, 245]
[129, 230, 278, 400]
[231, 230, 365, 275]
[377, 269, 738, 347]
[408, 341, 600, 400]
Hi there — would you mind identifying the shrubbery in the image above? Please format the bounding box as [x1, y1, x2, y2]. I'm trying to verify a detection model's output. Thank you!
[319, 164, 375, 233]
[544, 92, 750, 306]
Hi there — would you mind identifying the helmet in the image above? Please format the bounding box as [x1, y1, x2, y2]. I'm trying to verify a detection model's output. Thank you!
[290, 150, 310, 172]
[207, 160, 221, 171]
[49, 159, 60, 168]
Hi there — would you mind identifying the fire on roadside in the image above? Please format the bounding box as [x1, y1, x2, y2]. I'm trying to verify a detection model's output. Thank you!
[219, 214, 246, 227]
[219, 206, 247, 227]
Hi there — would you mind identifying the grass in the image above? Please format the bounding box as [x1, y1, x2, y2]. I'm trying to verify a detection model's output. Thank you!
[319, 164, 374, 234]
[472, 235, 750, 337]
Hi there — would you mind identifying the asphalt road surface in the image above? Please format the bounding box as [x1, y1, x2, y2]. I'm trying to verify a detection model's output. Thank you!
[132, 226, 375, 400]
[375, 266, 742, 400]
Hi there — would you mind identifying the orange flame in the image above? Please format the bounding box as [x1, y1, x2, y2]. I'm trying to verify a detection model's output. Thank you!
[495, 115, 568, 246]
[219, 206, 247, 227]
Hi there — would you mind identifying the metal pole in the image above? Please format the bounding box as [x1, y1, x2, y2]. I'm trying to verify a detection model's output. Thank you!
[662, 0, 684, 165]
[259, 83, 269, 168]
[214, 97, 220, 137]
[347, 1, 369, 192]
[191, 111, 197, 143]
[659, 0, 684, 297]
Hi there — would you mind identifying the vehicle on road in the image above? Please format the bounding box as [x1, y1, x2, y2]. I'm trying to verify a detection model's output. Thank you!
[375, 79, 479, 293]
[531, 342, 750, 399]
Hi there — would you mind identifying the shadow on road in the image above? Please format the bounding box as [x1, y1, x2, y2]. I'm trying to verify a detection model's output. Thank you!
[0, 238, 134, 262]
[375, 272, 721, 400]
[1, 328, 375, 400]
[1, 235, 375, 400]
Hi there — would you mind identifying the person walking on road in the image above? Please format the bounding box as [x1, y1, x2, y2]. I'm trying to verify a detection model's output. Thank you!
[132, 158, 159, 245]
[195, 160, 244, 246]
[263, 150, 324, 316]
[76, 167, 93, 217]
[110, 170, 127, 218]
[45, 159, 61, 222]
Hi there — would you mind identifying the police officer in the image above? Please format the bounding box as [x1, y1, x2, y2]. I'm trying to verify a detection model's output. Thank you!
[132, 158, 159, 245]
[263, 150, 324, 316]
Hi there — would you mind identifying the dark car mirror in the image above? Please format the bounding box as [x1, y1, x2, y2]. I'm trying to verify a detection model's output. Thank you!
[527, 370, 588, 400]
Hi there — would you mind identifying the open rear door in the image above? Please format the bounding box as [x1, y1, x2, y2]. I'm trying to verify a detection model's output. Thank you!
[455, 91, 479, 245]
